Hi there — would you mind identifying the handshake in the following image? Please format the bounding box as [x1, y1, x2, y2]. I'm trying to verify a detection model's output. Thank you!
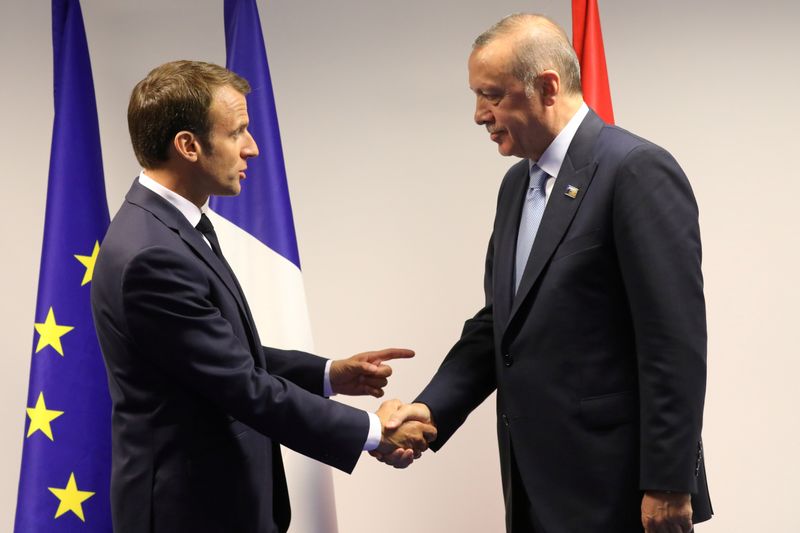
[328, 348, 436, 469]
[373, 400, 436, 468]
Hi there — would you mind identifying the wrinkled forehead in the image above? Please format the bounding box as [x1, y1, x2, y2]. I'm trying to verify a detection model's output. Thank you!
[470, 38, 516, 72]
[213, 85, 248, 109]
[469, 40, 516, 87]
[209, 86, 249, 123]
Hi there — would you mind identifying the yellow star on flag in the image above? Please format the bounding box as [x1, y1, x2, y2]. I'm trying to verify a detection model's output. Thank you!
[26, 392, 64, 441]
[74, 241, 100, 286]
[48, 472, 95, 522]
[34, 307, 74, 356]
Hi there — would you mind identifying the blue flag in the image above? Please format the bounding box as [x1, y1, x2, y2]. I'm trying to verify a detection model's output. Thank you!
[208, 1, 338, 532]
[14, 0, 112, 530]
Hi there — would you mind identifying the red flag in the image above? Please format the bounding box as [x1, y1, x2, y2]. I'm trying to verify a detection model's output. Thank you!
[572, 0, 615, 124]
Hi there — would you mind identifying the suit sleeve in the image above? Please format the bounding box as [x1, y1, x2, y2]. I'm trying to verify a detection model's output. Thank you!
[415, 177, 509, 449]
[121, 245, 368, 473]
[416, 304, 495, 450]
[613, 144, 707, 493]
[263, 347, 327, 396]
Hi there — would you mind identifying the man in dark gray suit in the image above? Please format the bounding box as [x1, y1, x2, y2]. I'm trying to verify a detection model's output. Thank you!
[378, 14, 712, 533]
[91, 60, 434, 533]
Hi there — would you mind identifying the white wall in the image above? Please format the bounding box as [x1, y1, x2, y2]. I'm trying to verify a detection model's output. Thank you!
[1, 0, 798, 531]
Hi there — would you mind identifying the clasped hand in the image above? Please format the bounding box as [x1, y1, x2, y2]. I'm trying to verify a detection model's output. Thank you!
[371, 400, 436, 468]
[328, 351, 436, 467]
[641, 491, 693, 533]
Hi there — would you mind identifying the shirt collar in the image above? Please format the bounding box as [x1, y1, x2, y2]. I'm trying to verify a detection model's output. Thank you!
[138, 171, 209, 228]
[529, 102, 589, 179]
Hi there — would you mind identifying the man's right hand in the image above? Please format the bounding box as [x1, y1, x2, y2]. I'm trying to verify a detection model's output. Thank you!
[641, 491, 693, 533]
[372, 401, 436, 468]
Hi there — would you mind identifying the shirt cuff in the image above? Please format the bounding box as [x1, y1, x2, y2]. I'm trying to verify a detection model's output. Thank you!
[323, 360, 380, 451]
[323, 359, 334, 397]
[363, 412, 382, 451]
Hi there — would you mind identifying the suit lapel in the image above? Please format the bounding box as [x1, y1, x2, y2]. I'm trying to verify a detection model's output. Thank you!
[125, 181, 259, 350]
[506, 111, 605, 328]
[208, 240, 265, 364]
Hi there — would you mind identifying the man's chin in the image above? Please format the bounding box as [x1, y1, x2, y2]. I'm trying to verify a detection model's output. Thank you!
[211, 191, 241, 200]
[496, 144, 515, 157]
[219, 183, 242, 197]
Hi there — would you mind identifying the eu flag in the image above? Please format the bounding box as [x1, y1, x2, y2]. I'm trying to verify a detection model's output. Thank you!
[14, 0, 112, 530]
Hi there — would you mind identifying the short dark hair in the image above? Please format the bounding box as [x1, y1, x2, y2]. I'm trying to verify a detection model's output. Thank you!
[127, 60, 251, 168]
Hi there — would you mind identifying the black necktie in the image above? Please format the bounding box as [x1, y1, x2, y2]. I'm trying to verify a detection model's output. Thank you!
[196, 213, 247, 304]
[196, 213, 225, 259]
[195, 213, 260, 354]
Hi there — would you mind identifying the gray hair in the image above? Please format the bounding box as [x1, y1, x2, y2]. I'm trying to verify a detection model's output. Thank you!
[474, 13, 582, 97]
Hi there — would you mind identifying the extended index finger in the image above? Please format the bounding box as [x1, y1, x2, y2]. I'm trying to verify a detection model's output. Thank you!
[368, 348, 415, 362]
[371, 348, 415, 361]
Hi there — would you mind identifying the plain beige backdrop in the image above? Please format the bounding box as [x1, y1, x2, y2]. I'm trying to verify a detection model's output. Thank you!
[2, 0, 799, 531]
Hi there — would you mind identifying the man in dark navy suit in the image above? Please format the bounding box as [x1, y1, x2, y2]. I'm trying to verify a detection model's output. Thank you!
[378, 14, 712, 533]
[91, 60, 434, 533]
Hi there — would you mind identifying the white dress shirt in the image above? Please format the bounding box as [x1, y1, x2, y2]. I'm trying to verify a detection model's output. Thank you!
[529, 102, 590, 201]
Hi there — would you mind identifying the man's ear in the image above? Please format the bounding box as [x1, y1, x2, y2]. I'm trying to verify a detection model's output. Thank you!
[537, 70, 561, 107]
[173, 131, 201, 162]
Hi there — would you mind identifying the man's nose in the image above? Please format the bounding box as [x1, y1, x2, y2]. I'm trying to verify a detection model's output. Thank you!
[243, 131, 259, 158]
[474, 99, 491, 125]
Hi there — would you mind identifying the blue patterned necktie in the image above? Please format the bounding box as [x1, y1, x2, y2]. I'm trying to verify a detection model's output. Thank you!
[515, 165, 548, 293]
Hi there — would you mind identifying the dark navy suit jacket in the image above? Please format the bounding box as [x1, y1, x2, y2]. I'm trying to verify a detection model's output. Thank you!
[418, 110, 712, 532]
[91, 180, 369, 533]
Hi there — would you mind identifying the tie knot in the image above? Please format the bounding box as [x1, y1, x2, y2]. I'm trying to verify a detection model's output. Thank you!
[196, 213, 215, 236]
[530, 166, 548, 190]
[195, 213, 225, 259]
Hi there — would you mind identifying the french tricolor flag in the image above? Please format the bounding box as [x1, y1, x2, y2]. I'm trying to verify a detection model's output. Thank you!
[209, 0, 338, 531]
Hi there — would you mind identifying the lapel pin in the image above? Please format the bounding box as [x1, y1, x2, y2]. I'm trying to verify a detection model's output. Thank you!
[564, 185, 579, 199]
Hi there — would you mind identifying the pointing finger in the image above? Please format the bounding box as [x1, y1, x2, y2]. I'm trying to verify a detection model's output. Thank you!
[367, 348, 415, 363]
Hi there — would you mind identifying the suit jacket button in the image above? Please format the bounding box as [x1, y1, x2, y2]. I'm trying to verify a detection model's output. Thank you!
[501, 414, 510, 427]
[503, 353, 513, 367]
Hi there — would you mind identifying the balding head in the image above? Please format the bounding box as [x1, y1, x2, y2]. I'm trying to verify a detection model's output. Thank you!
[473, 13, 582, 97]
